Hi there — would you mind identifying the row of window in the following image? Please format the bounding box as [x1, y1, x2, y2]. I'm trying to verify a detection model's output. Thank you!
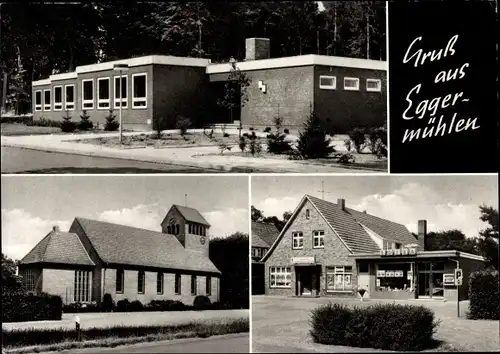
[115, 269, 212, 296]
[319, 76, 382, 92]
[34, 73, 147, 112]
[252, 247, 268, 258]
[269, 265, 353, 291]
[292, 230, 325, 249]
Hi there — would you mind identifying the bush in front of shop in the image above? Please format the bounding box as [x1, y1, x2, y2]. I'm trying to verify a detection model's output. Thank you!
[467, 268, 499, 320]
[310, 302, 439, 351]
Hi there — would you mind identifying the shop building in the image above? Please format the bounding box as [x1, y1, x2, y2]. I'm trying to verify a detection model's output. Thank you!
[261, 195, 486, 301]
[252, 221, 280, 295]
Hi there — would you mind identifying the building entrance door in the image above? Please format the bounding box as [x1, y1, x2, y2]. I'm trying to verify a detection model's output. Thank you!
[417, 262, 445, 299]
[296, 266, 319, 296]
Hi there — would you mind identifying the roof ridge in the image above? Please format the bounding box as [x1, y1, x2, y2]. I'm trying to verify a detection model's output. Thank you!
[346, 207, 408, 228]
[75, 217, 164, 234]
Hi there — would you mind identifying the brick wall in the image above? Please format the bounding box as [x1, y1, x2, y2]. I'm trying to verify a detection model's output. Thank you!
[264, 199, 355, 296]
[313, 65, 387, 133]
[102, 268, 219, 305]
[42, 268, 93, 304]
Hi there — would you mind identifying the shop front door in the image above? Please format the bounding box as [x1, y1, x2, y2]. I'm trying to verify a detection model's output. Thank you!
[296, 266, 319, 296]
[417, 262, 445, 299]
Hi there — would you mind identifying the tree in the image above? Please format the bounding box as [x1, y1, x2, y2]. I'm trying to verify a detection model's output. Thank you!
[2, 253, 23, 295]
[251, 205, 292, 232]
[478, 205, 499, 269]
[425, 230, 479, 254]
[297, 110, 335, 159]
[251, 205, 264, 222]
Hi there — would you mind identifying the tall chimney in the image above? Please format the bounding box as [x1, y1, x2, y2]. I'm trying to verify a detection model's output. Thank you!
[52, 225, 60, 232]
[245, 38, 271, 61]
[337, 198, 345, 211]
[418, 220, 427, 250]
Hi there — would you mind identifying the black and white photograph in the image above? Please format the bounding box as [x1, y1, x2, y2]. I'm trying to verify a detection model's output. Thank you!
[1, 1, 387, 174]
[2, 175, 249, 353]
[251, 174, 499, 353]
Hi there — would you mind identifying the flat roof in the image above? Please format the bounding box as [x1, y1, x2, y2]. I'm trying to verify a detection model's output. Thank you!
[349, 250, 486, 262]
[206, 54, 387, 74]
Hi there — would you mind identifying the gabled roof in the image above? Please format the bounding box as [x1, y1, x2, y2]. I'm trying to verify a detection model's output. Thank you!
[262, 195, 418, 261]
[162, 205, 211, 227]
[20, 230, 94, 266]
[73, 218, 219, 273]
[252, 221, 280, 248]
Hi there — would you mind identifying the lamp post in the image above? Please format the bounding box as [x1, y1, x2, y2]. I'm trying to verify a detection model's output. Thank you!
[113, 63, 129, 144]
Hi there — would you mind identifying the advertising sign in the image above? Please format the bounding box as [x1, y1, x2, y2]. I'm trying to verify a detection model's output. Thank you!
[377, 270, 386, 277]
[443, 273, 455, 286]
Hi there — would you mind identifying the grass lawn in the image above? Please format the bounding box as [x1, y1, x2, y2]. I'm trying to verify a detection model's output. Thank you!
[252, 296, 499, 353]
[1, 123, 61, 136]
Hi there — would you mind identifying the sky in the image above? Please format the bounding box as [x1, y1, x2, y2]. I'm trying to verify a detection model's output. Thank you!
[1, 176, 249, 260]
[252, 175, 498, 238]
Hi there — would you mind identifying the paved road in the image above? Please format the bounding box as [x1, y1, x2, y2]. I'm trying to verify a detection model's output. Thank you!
[55, 333, 249, 353]
[1, 147, 220, 173]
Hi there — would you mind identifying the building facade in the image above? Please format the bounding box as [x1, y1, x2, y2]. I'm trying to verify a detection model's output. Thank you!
[262, 195, 486, 301]
[251, 221, 280, 295]
[32, 38, 386, 133]
[18, 205, 220, 306]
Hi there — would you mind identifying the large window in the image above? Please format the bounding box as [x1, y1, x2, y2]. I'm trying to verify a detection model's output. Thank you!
[344, 77, 360, 91]
[138, 270, 145, 294]
[97, 77, 111, 109]
[132, 73, 147, 108]
[116, 269, 124, 293]
[206, 276, 211, 295]
[326, 266, 352, 291]
[34, 91, 42, 111]
[376, 263, 413, 292]
[191, 275, 197, 295]
[53, 86, 63, 111]
[82, 79, 94, 109]
[292, 232, 303, 249]
[319, 75, 337, 90]
[313, 230, 325, 248]
[74, 270, 91, 302]
[114, 76, 128, 108]
[65, 85, 75, 110]
[23, 269, 35, 291]
[157, 272, 164, 295]
[175, 273, 181, 294]
[269, 267, 292, 288]
[43, 89, 51, 111]
[366, 79, 382, 92]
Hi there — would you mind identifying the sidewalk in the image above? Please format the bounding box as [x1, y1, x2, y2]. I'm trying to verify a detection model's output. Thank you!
[1, 129, 380, 173]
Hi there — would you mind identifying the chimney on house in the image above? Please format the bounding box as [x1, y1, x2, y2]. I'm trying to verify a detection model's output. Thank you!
[245, 38, 271, 61]
[52, 225, 60, 232]
[337, 198, 345, 211]
[418, 220, 427, 250]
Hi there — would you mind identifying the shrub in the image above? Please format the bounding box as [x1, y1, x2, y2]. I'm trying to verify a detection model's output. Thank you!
[102, 293, 115, 312]
[2, 292, 63, 322]
[310, 302, 439, 351]
[1, 115, 33, 124]
[366, 126, 387, 158]
[242, 132, 249, 138]
[26, 117, 62, 128]
[116, 298, 130, 312]
[129, 300, 144, 312]
[264, 127, 271, 132]
[238, 136, 247, 152]
[193, 295, 212, 311]
[467, 269, 499, 320]
[267, 114, 292, 154]
[63, 302, 100, 313]
[297, 111, 335, 159]
[283, 128, 289, 134]
[223, 132, 230, 138]
[104, 109, 119, 131]
[348, 128, 367, 153]
[78, 110, 93, 130]
[148, 300, 186, 312]
[176, 115, 192, 135]
[344, 139, 352, 152]
[60, 110, 76, 133]
[249, 127, 254, 131]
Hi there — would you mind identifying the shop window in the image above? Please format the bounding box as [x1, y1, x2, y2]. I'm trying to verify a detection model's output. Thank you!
[82, 79, 94, 109]
[65, 85, 75, 110]
[344, 77, 360, 91]
[326, 266, 352, 291]
[376, 263, 413, 292]
[97, 77, 111, 109]
[269, 267, 291, 288]
[292, 231, 303, 249]
[313, 230, 325, 248]
[34, 91, 42, 111]
[53, 86, 63, 111]
[132, 73, 147, 108]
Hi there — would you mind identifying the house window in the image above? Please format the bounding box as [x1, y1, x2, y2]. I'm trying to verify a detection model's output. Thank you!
[114, 75, 128, 108]
[97, 77, 111, 109]
[292, 232, 303, 249]
[23, 269, 35, 291]
[175, 273, 181, 294]
[157, 272, 164, 295]
[269, 267, 292, 288]
[206, 276, 212, 295]
[116, 269, 124, 293]
[74, 270, 91, 302]
[53, 86, 63, 111]
[306, 209, 310, 219]
[138, 270, 145, 294]
[176, 224, 180, 234]
[313, 230, 325, 248]
[34, 91, 42, 111]
[326, 266, 352, 291]
[82, 79, 94, 109]
[366, 79, 382, 92]
[43, 89, 51, 111]
[344, 77, 360, 91]
[319, 75, 336, 90]
[65, 85, 75, 110]
[191, 275, 197, 295]
[132, 73, 147, 108]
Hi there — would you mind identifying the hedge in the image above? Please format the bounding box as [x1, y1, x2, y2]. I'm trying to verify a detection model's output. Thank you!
[310, 302, 439, 351]
[467, 269, 499, 320]
[2, 293, 63, 323]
